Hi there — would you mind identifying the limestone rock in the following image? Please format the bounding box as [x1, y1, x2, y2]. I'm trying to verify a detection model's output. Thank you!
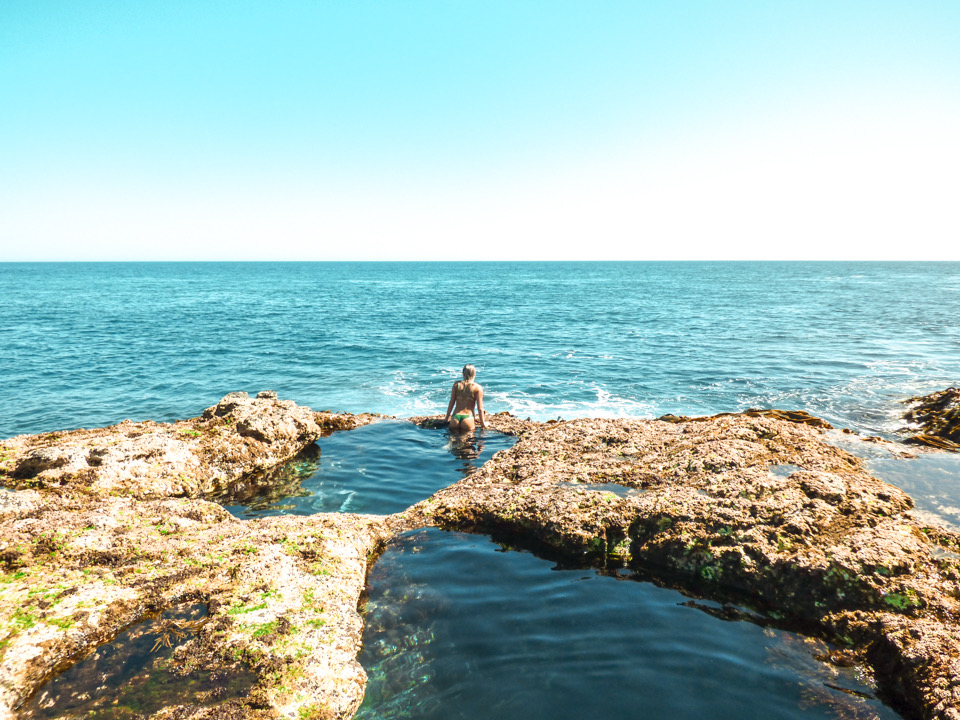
[0, 492, 389, 720]
[1, 393, 328, 499]
[4, 400, 960, 719]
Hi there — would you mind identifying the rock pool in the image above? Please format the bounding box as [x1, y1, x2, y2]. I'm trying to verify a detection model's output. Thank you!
[223, 420, 517, 517]
[355, 528, 898, 720]
[227, 422, 901, 719]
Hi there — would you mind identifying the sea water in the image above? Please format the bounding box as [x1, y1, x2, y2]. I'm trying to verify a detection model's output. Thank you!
[2, 261, 959, 439]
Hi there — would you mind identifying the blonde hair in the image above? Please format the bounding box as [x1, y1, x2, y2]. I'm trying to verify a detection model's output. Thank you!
[462, 364, 476, 382]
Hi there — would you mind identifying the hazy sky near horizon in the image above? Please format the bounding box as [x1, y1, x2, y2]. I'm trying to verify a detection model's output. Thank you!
[2, 2, 958, 261]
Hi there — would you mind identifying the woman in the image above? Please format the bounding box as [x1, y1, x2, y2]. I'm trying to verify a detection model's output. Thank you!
[444, 364, 486, 432]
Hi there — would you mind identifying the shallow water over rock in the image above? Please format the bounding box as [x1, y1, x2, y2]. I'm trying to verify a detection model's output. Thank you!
[357, 529, 900, 720]
[19, 604, 256, 719]
[222, 420, 516, 517]
[863, 452, 960, 529]
[829, 433, 960, 529]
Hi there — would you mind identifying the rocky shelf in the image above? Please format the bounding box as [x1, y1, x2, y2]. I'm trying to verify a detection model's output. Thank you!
[1, 393, 959, 719]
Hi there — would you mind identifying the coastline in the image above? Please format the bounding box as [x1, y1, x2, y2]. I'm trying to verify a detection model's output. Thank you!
[1, 393, 958, 719]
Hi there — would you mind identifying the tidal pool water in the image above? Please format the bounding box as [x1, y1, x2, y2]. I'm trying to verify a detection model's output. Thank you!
[357, 529, 900, 720]
[864, 452, 960, 529]
[223, 420, 516, 518]
[20, 604, 255, 719]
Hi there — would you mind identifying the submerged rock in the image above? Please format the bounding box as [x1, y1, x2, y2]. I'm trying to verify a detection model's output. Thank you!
[903, 387, 960, 451]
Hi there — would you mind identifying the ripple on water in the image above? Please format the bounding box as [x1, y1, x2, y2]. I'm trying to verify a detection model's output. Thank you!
[5, 262, 960, 439]
[357, 529, 900, 720]
[222, 421, 516, 518]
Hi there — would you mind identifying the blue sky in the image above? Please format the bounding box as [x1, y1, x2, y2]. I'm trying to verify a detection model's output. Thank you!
[1, 1, 958, 260]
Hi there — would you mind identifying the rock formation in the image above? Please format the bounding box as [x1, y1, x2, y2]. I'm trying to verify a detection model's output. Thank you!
[0, 394, 384, 720]
[2, 392, 379, 500]
[401, 413, 960, 720]
[2, 394, 959, 719]
[903, 387, 960, 451]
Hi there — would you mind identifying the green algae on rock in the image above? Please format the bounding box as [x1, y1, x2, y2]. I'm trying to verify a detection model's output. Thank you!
[0, 491, 390, 720]
[0, 394, 389, 720]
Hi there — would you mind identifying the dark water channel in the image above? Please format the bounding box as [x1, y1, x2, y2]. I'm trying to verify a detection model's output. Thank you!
[356, 529, 899, 720]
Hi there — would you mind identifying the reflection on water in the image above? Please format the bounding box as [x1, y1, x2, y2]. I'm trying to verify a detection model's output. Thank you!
[222, 421, 516, 518]
[20, 604, 256, 719]
[215, 442, 323, 509]
[357, 529, 900, 720]
[446, 431, 484, 463]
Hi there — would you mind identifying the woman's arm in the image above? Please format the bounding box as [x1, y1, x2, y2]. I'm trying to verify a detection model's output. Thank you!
[476, 385, 486, 428]
[443, 384, 456, 422]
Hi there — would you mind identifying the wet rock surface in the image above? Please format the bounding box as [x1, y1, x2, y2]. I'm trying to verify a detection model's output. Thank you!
[903, 388, 960, 451]
[2, 397, 960, 719]
[0, 492, 390, 720]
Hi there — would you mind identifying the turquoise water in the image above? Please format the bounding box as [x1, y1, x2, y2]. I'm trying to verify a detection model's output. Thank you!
[357, 528, 898, 720]
[3, 261, 959, 439]
[223, 421, 515, 517]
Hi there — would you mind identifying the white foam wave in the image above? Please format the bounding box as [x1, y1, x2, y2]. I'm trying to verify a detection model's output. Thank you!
[484, 385, 659, 422]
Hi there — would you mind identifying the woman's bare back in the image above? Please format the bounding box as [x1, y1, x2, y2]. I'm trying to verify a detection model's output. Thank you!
[444, 366, 486, 432]
[453, 380, 479, 414]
